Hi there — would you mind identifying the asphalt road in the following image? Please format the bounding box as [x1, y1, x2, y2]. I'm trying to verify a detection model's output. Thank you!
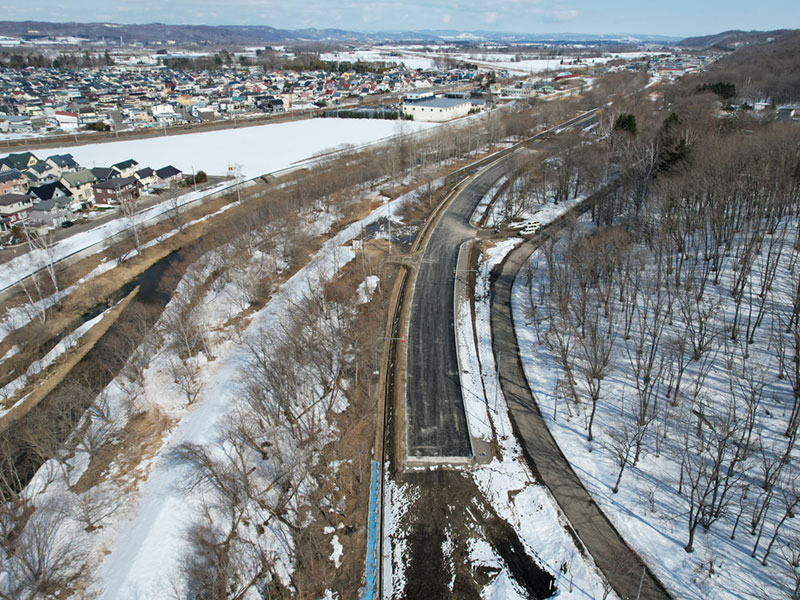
[405, 157, 515, 458]
[401, 107, 671, 596]
[404, 110, 599, 460]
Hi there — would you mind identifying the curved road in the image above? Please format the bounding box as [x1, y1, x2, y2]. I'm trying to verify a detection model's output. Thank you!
[405, 156, 519, 459]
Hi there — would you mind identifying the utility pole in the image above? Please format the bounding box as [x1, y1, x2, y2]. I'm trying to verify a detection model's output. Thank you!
[386, 197, 392, 255]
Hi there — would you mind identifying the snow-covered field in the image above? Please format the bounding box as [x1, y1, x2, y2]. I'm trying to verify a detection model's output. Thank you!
[322, 48, 658, 76]
[446, 50, 660, 74]
[320, 49, 435, 71]
[1, 118, 439, 296]
[32, 117, 436, 178]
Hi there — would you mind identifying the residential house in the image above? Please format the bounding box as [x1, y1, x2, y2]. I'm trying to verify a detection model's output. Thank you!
[77, 106, 100, 126]
[195, 107, 218, 122]
[61, 169, 97, 205]
[93, 177, 140, 205]
[151, 103, 182, 124]
[0, 169, 29, 195]
[45, 153, 79, 176]
[134, 166, 157, 190]
[30, 181, 72, 204]
[25, 161, 59, 186]
[155, 165, 183, 187]
[0, 114, 32, 133]
[55, 111, 79, 131]
[90, 166, 120, 182]
[0, 193, 33, 230]
[0, 151, 39, 171]
[111, 159, 139, 178]
[29, 197, 74, 227]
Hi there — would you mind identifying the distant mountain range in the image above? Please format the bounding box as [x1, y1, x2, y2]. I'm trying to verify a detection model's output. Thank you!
[0, 20, 683, 45]
[419, 30, 683, 43]
[678, 29, 798, 50]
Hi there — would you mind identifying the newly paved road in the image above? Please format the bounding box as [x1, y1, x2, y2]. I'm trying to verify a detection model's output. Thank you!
[490, 232, 672, 600]
[405, 157, 515, 458]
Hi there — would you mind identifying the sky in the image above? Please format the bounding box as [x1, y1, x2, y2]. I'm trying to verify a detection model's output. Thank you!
[2, 0, 798, 38]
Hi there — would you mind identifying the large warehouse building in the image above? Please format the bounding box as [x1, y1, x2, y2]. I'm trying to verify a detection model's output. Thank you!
[402, 96, 473, 122]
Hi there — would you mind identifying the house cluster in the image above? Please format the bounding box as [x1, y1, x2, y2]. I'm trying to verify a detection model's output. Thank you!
[0, 59, 489, 136]
[0, 150, 183, 230]
[595, 52, 715, 80]
[495, 77, 561, 99]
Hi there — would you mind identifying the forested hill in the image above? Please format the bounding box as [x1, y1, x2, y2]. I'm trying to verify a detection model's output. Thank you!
[679, 28, 798, 50]
[0, 21, 433, 44]
[687, 30, 800, 103]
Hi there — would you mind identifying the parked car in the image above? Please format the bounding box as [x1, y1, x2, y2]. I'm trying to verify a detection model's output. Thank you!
[61, 220, 74, 228]
[520, 221, 542, 235]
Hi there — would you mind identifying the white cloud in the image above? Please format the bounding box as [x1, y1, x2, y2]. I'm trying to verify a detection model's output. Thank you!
[541, 8, 581, 23]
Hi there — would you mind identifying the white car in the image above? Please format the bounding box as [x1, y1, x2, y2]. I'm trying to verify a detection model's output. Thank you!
[520, 221, 542, 235]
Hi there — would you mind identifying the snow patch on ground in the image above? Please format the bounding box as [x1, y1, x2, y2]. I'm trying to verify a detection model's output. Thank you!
[511, 213, 800, 599]
[0, 307, 109, 406]
[384, 476, 418, 599]
[469, 175, 509, 227]
[357, 275, 380, 305]
[330, 534, 343, 569]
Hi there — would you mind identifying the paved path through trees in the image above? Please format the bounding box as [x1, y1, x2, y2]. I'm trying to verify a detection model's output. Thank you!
[490, 240, 673, 600]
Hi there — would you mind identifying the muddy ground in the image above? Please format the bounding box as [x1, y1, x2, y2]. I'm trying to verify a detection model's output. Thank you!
[391, 468, 557, 600]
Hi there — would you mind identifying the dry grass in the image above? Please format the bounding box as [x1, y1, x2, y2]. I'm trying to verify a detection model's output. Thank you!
[0, 287, 139, 434]
[291, 243, 399, 598]
[71, 408, 174, 495]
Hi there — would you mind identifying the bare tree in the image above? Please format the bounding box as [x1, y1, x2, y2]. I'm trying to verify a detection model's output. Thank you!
[168, 354, 204, 405]
[21, 226, 61, 309]
[760, 476, 800, 566]
[1, 502, 83, 600]
[577, 310, 615, 442]
[681, 397, 751, 553]
[609, 415, 637, 494]
[117, 193, 143, 255]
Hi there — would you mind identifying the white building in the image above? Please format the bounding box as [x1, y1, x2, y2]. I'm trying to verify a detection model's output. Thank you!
[151, 103, 182, 124]
[402, 96, 472, 122]
[405, 90, 435, 101]
[54, 111, 79, 131]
